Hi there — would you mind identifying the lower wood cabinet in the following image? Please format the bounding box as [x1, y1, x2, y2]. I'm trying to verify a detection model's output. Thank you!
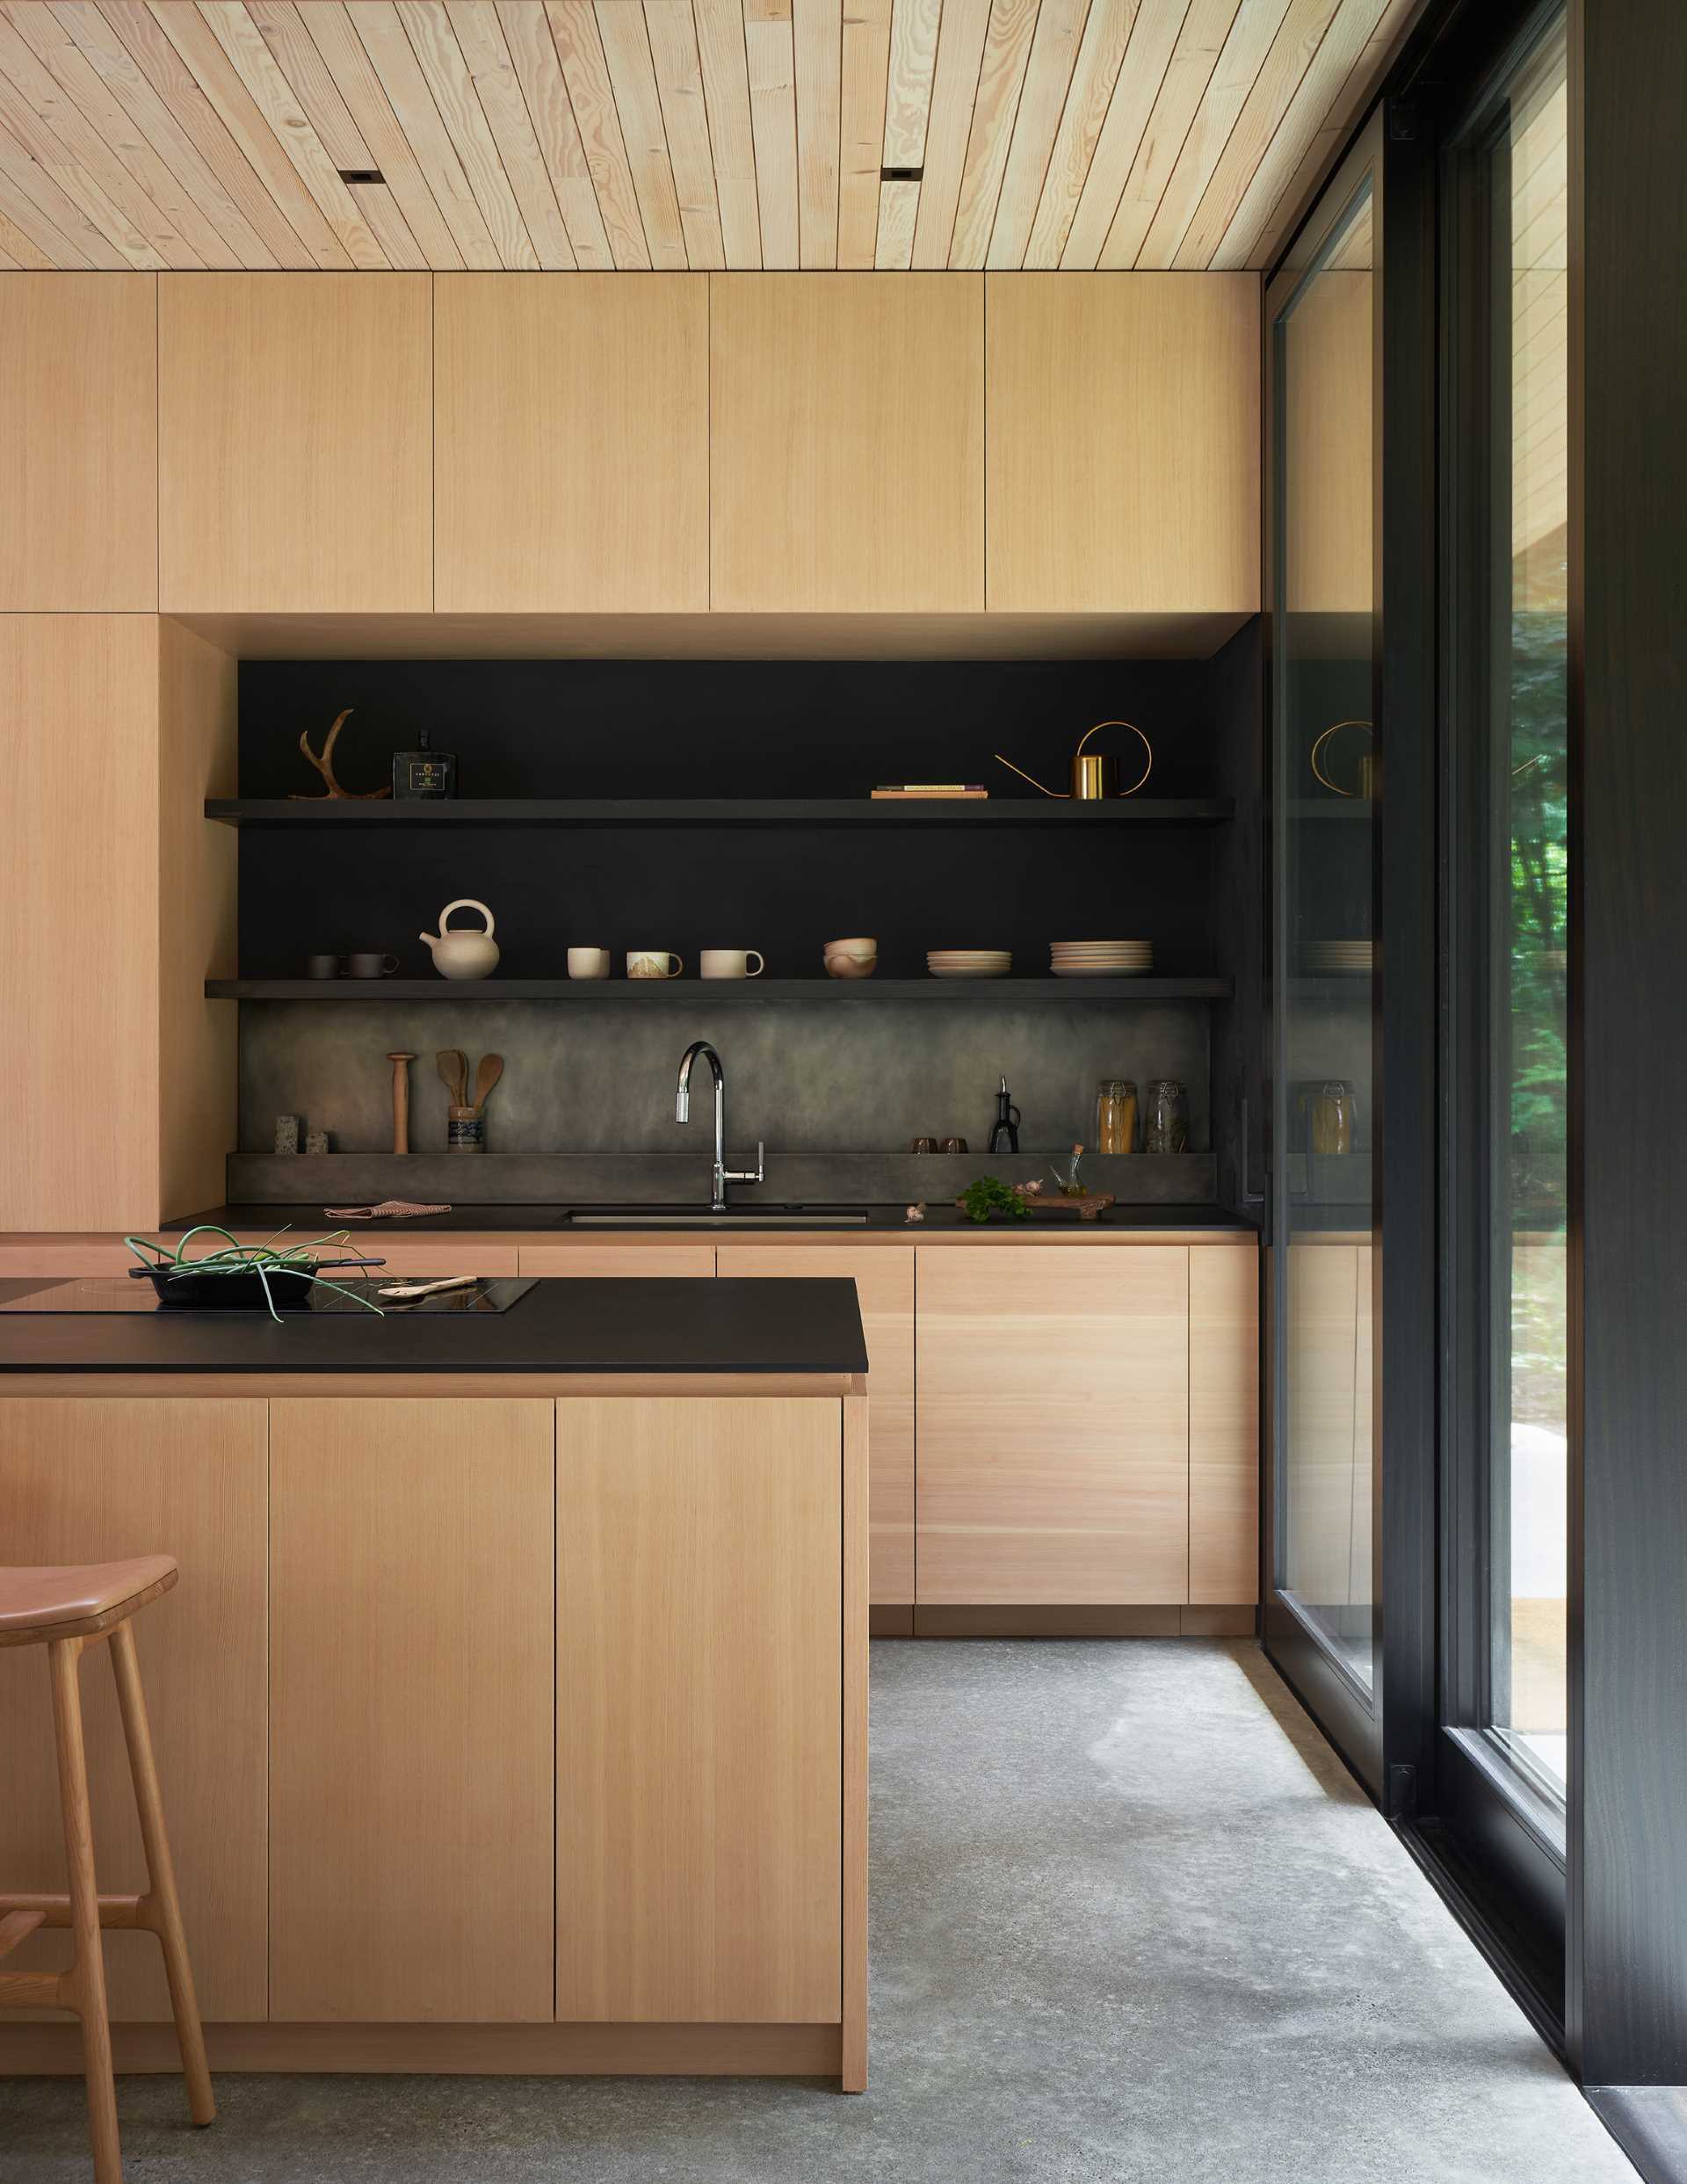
[916, 1245, 1192, 1605]
[1190, 1246, 1261, 1606]
[0, 1397, 267, 2021]
[555, 1397, 842, 2023]
[267, 1397, 554, 2022]
[517, 1244, 715, 1277]
[717, 1246, 914, 1604]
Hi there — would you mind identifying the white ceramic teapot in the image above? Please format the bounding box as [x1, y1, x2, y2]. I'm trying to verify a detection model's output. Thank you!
[420, 898, 500, 981]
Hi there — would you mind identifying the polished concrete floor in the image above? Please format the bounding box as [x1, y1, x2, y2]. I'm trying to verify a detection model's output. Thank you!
[0, 1640, 1634, 2184]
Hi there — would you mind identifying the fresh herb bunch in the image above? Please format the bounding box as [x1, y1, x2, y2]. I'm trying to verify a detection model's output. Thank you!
[959, 1175, 1030, 1224]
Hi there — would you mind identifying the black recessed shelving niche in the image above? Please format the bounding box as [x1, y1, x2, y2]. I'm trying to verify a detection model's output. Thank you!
[206, 976, 1234, 1004]
[206, 796, 1234, 828]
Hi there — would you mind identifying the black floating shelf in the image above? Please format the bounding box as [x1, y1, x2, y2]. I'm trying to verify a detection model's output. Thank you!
[205, 796, 1234, 828]
[206, 976, 1234, 1003]
[1287, 798, 1373, 820]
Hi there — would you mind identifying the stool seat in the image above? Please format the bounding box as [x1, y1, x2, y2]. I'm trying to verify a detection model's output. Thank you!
[0, 1558, 177, 1647]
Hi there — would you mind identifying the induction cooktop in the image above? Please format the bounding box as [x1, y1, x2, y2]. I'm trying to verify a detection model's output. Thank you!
[0, 1277, 537, 1317]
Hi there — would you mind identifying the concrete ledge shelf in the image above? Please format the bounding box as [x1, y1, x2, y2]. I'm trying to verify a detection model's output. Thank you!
[207, 977, 1234, 1002]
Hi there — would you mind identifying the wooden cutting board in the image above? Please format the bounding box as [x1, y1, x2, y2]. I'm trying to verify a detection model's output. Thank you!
[953, 1192, 1118, 1223]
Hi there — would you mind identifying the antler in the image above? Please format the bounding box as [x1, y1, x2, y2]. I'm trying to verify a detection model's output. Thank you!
[291, 708, 393, 800]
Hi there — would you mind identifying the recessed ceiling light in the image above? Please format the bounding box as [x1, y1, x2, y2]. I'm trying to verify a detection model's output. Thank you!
[338, 169, 384, 185]
[880, 166, 923, 183]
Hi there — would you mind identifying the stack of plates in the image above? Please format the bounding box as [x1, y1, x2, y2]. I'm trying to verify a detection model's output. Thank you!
[1049, 940, 1153, 978]
[927, 949, 1012, 979]
[1305, 940, 1373, 976]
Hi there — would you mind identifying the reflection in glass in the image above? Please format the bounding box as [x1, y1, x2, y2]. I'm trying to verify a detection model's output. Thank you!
[1275, 183, 1378, 1690]
[1490, 21, 1568, 1800]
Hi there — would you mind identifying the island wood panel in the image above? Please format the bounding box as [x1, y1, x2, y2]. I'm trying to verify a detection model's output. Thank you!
[916, 1244, 1191, 1603]
[984, 273, 1260, 613]
[709, 272, 984, 612]
[717, 1244, 912, 1603]
[268, 1397, 554, 2022]
[0, 615, 162, 1231]
[517, 1244, 715, 1278]
[158, 272, 432, 611]
[0, 273, 156, 609]
[1189, 1243, 1260, 1605]
[556, 1396, 842, 2024]
[435, 274, 708, 612]
[0, 1397, 267, 2022]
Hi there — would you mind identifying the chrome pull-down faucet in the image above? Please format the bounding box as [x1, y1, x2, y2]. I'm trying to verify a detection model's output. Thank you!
[675, 1040, 764, 1213]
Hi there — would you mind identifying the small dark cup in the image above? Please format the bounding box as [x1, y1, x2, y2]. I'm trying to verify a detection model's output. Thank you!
[942, 1137, 969, 1155]
[909, 1137, 938, 1156]
[306, 953, 344, 979]
[346, 952, 400, 978]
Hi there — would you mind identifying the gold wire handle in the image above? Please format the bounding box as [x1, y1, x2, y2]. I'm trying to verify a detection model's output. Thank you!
[1080, 721, 1154, 796]
[1309, 719, 1374, 797]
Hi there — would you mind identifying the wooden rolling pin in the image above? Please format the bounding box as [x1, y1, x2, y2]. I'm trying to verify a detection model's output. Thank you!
[386, 1052, 416, 1156]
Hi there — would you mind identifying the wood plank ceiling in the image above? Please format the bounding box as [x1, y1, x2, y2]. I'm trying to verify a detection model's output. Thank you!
[0, 0, 1423, 274]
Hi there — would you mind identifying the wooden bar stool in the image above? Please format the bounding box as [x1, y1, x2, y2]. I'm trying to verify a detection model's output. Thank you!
[0, 1557, 214, 2184]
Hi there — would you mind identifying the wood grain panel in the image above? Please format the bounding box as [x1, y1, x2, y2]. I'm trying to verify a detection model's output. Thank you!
[691, 0, 761, 266]
[719, 1245, 914, 1604]
[1022, 0, 1140, 268]
[0, 613, 160, 1230]
[555, 1396, 842, 2022]
[909, 0, 990, 267]
[0, 1397, 267, 2021]
[645, 0, 726, 267]
[916, 1244, 1191, 1603]
[544, 0, 651, 267]
[837, 0, 890, 268]
[594, 0, 688, 266]
[0, 270, 155, 609]
[948, 0, 1039, 268]
[495, 0, 614, 268]
[393, 0, 539, 266]
[517, 1244, 714, 1277]
[711, 271, 983, 611]
[269, 1397, 554, 2022]
[1059, 0, 1198, 268]
[743, 0, 798, 266]
[1284, 1240, 1359, 1609]
[792, 0, 840, 267]
[443, 0, 576, 267]
[1283, 259, 1372, 613]
[985, 272, 1259, 613]
[341, 0, 502, 266]
[984, 0, 1087, 268]
[1190, 1241, 1259, 1604]
[436, 272, 707, 612]
[158, 271, 431, 612]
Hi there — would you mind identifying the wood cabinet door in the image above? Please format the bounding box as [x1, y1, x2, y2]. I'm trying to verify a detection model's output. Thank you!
[916, 1244, 1190, 1604]
[517, 1244, 715, 1277]
[557, 1397, 841, 2024]
[717, 1246, 913, 1604]
[0, 1397, 267, 2021]
[269, 1397, 554, 2022]
[710, 273, 984, 611]
[1190, 1248, 1260, 1605]
[159, 272, 431, 611]
[435, 274, 707, 611]
[985, 272, 1259, 613]
[0, 273, 156, 609]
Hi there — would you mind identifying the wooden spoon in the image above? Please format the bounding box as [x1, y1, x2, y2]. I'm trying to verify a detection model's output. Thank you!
[377, 1273, 481, 1301]
[471, 1053, 504, 1114]
[435, 1048, 468, 1106]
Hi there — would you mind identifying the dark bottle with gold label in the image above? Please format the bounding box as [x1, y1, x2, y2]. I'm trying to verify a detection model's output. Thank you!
[392, 729, 456, 800]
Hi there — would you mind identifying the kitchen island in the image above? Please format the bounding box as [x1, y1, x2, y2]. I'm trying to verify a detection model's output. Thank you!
[0, 1278, 870, 2089]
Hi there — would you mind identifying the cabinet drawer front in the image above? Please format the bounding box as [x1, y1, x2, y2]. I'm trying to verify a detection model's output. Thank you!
[916, 1245, 1190, 1604]
[557, 1397, 842, 2024]
[718, 1246, 913, 1605]
[269, 1397, 554, 2023]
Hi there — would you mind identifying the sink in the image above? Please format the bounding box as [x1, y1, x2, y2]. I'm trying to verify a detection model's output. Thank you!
[557, 1205, 873, 1229]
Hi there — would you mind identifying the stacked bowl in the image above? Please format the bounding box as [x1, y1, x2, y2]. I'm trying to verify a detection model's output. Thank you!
[927, 949, 1012, 979]
[824, 937, 878, 978]
[1049, 940, 1154, 978]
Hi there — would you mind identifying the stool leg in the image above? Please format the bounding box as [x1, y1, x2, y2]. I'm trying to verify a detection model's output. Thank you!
[108, 1619, 214, 2129]
[48, 1637, 122, 2184]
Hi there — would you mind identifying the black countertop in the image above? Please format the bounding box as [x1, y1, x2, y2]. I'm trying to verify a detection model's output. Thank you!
[165, 1201, 1259, 1235]
[0, 1278, 868, 1378]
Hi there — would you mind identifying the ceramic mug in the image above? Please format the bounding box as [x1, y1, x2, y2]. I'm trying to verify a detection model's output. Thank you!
[568, 947, 612, 980]
[306, 953, 343, 979]
[346, 951, 400, 978]
[627, 951, 684, 980]
[700, 948, 765, 980]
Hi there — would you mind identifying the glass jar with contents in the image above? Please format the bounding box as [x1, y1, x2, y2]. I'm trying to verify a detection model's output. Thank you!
[1095, 1078, 1138, 1154]
[1145, 1080, 1189, 1156]
[1308, 1081, 1354, 1156]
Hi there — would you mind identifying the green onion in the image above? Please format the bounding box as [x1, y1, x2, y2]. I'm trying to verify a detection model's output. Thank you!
[125, 1228, 387, 1324]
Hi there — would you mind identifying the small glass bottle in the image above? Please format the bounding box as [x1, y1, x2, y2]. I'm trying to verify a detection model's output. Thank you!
[392, 728, 457, 800]
[1095, 1078, 1138, 1154]
[1145, 1080, 1189, 1156]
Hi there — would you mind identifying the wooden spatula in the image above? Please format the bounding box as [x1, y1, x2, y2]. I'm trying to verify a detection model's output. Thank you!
[377, 1273, 481, 1301]
[471, 1053, 503, 1114]
[435, 1048, 468, 1106]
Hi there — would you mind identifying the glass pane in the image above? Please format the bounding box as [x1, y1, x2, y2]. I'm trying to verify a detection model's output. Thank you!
[1275, 182, 1378, 1692]
[1490, 20, 1568, 1799]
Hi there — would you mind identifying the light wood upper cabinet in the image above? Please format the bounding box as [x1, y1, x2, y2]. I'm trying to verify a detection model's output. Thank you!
[556, 1396, 841, 2024]
[0, 273, 156, 610]
[435, 275, 708, 613]
[268, 1397, 554, 2023]
[159, 273, 432, 613]
[916, 1244, 1191, 1605]
[986, 273, 1260, 613]
[710, 273, 984, 613]
[718, 1246, 914, 1605]
[0, 1397, 268, 2022]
